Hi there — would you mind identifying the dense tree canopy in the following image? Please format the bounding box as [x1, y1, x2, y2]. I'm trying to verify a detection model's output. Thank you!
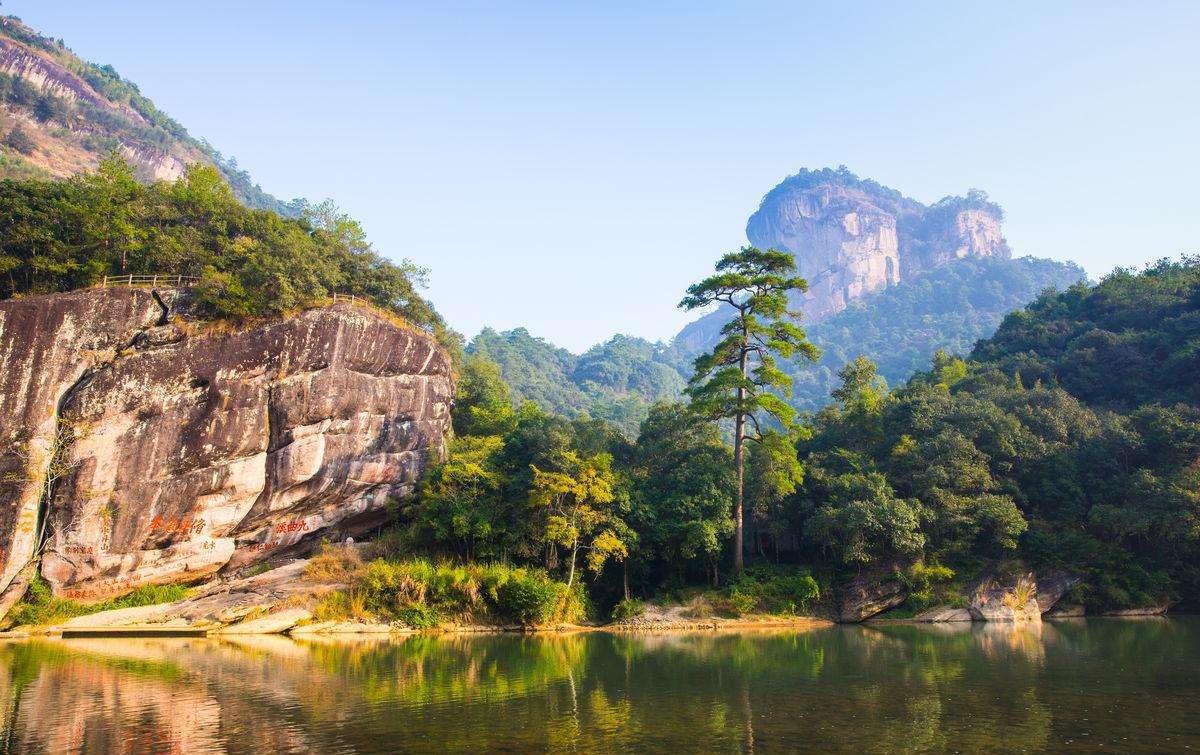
[786, 258, 1200, 609]
[0, 156, 453, 347]
[424, 258, 1200, 614]
[466, 327, 688, 436]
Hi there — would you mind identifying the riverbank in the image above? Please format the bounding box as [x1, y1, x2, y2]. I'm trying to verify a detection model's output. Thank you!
[0, 555, 834, 638]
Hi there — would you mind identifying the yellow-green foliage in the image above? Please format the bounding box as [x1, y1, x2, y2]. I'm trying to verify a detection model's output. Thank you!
[3, 578, 190, 628]
[305, 542, 365, 583]
[309, 550, 586, 627]
[892, 561, 962, 616]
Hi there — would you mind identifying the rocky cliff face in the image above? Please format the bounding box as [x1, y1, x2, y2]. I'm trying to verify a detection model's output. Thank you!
[745, 170, 1009, 322]
[0, 288, 452, 603]
[0, 37, 123, 113]
[745, 182, 906, 322]
[674, 170, 1011, 352]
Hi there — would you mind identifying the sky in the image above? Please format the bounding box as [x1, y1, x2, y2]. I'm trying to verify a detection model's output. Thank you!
[9, 1, 1200, 351]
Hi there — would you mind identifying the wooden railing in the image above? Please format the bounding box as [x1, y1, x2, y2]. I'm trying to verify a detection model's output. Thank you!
[100, 274, 199, 288]
[330, 292, 371, 307]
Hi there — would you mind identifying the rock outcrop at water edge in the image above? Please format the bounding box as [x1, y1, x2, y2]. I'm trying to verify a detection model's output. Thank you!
[0, 287, 453, 609]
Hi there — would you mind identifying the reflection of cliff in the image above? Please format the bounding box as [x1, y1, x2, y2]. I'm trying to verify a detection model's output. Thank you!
[1, 622, 1194, 752]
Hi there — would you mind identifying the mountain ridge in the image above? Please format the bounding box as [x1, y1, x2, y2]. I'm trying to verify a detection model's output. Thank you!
[0, 15, 302, 215]
[472, 168, 1083, 432]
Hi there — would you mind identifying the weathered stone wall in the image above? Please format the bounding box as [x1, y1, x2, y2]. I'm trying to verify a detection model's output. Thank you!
[0, 288, 452, 601]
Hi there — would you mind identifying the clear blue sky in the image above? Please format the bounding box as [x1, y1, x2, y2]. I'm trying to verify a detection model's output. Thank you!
[11, 1, 1200, 351]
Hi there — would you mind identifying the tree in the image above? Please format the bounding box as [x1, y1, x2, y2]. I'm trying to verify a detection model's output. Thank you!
[452, 355, 516, 437]
[804, 467, 926, 567]
[77, 153, 142, 273]
[629, 402, 734, 584]
[831, 356, 888, 412]
[680, 247, 819, 572]
[530, 452, 627, 590]
[745, 429, 804, 556]
[410, 435, 506, 560]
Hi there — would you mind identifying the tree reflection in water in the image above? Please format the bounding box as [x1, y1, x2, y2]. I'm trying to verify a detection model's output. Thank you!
[0, 618, 1197, 753]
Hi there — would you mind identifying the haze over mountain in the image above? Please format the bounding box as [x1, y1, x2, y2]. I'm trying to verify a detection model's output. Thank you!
[470, 169, 1084, 433]
[0, 16, 301, 215]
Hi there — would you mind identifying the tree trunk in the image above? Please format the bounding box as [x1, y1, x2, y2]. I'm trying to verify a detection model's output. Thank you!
[567, 535, 578, 591]
[623, 559, 630, 601]
[733, 347, 748, 575]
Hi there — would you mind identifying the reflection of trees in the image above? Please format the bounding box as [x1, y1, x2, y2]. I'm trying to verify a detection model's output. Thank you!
[0, 619, 1195, 752]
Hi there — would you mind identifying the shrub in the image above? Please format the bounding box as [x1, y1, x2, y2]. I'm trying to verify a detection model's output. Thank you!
[495, 571, 564, 624]
[6, 76, 36, 107]
[34, 93, 67, 123]
[304, 543, 364, 583]
[723, 588, 759, 616]
[4, 126, 34, 155]
[610, 597, 644, 621]
[305, 556, 583, 627]
[1003, 573, 1037, 611]
[724, 566, 822, 615]
[397, 603, 441, 629]
[899, 561, 957, 613]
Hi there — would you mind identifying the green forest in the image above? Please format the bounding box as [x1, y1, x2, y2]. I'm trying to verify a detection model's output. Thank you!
[1, 162, 1196, 622]
[469, 256, 1083, 435]
[0, 155, 454, 347]
[414, 253, 1200, 617]
[466, 328, 688, 436]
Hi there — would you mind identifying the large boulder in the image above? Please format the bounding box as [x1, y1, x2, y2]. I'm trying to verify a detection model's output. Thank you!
[0, 289, 453, 602]
[969, 572, 1041, 622]
[839, 565, 907, 622]
[0, 289, 165, 611]
[1034, 569, 1080, 615]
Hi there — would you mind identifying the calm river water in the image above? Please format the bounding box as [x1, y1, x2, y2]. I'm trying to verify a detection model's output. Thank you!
[1, 618, 1197, 753]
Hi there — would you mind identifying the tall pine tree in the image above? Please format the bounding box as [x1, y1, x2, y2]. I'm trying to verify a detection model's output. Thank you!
[680, 247, 818, 572]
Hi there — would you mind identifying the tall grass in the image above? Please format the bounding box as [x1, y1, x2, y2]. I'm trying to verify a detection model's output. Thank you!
[306, 545, 586, 627]
[3, 578, 191, 629]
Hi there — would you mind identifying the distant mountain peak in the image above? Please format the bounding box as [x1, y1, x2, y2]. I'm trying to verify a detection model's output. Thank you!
[744, 167, 1010, 324]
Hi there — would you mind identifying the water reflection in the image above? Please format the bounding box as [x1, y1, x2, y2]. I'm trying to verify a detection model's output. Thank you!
[1, 618, 1197, 753]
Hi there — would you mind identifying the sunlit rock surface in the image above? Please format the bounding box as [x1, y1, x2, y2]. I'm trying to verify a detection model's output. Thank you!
[0, 288, 452, 600]
[675, 171, 1010, 351]
[746, 176, 1009, 322]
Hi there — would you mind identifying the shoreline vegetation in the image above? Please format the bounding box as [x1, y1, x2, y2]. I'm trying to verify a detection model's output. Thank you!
[0, 544, 1181, 640]
[2, 161, 1198, 634]
[0, 545, 836, 637]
